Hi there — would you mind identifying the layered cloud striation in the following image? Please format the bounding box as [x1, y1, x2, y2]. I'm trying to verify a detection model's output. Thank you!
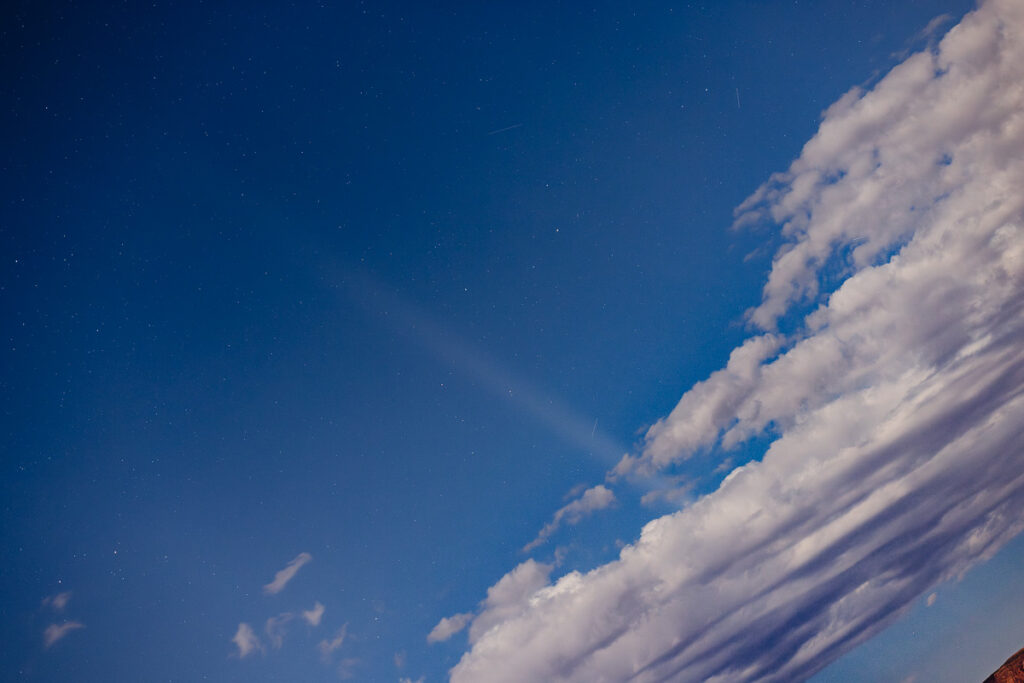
[451, 1, 1024, 681]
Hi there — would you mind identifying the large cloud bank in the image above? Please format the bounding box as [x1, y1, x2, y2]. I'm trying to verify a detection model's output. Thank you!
[450, 1, 1024, 681]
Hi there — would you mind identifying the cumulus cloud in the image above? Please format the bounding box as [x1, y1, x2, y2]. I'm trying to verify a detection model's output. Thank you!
[303, 601, 325, 626]
[427, 612, 474, 644]
[42, 591, 72, 612]
[43, 621, 83, 648]
[449, 2, 1024, 681]
[231, 622, 261, 658]
[263, 552, 312, 595]
[468, 559, 553, 645]
[430, 560, 555, 647]
[523, 485, 617, 552]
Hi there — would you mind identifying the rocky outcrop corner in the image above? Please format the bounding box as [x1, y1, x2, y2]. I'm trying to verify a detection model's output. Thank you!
[984, 646, 1024, 683]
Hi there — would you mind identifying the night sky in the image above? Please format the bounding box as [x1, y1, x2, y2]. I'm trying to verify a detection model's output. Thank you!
[4, 1, 1024, 682]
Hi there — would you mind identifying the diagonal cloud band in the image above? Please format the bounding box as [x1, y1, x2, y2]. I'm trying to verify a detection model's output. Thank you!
[449, 1, 1024, 681]
[263, 552, 313, 595]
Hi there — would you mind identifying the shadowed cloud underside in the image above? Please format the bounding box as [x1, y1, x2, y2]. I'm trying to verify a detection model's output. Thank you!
[450, 1, 1024, 681]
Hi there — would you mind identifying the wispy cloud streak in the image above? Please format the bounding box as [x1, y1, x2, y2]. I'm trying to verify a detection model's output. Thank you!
[263, 552, 312, 595]
[319, 623, 348, 660]
[41, 591, 72, 612]
[43, 621, 83, 648]
[265, 612, 295, 649]
[523, 485, 617, 552]
[427, 612, 473, 643]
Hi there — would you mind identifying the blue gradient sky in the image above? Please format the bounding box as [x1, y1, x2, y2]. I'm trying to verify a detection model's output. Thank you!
[5, 1, 1022, 682]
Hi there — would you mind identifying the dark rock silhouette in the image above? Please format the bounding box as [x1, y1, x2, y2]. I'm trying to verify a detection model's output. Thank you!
[984, 646, 1024, 683]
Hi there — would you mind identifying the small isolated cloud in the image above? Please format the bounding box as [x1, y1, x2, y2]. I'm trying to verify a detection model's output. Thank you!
[232, 622, 261, 658]
[399, 677, 425, 683]
[427, 612, 473, 643]
[263, 552, 312, 595]
[927, 592, 938, 607]
[562, 482, 589, 500]
[43, 621, 83, 648]
[920, 13, 954, 40]
[303, 601, 325, 626]
[394, 650, 407, 669]
[523, 485, 616, 552]
[265, 612, 295, 649]
[318, 623, 348, 659]
[42, 591, 72, 612]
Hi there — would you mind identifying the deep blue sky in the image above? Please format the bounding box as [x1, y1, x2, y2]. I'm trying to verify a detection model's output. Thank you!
[7, 1, 1017, 682]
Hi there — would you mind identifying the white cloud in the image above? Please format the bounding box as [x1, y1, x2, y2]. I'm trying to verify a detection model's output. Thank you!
[639, 475, 693, 508]
[920, 13, 954, 40]
[263, 552, 312, 595]
[523, 485, 617, 552]
[399, 677, 425, 683]
[42, 591, 72, 612]
[265, 612, 295, 649]
[427, 612, 473, 644]
[231, 622, 261, 658]
[43, 621, 83, 648]
[467, 559, 553, 645]
[319, 623, 348, 659]
[430, 560, 554, 647]
[303, 601, 325, 626]
[622, 334, 782, 473]
[450, 2, 1024, 681]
